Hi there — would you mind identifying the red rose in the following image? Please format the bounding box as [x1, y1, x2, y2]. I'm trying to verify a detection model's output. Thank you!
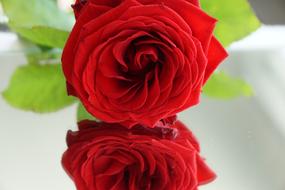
[62, 120, 216, 190]
[62, 0, 228, 128]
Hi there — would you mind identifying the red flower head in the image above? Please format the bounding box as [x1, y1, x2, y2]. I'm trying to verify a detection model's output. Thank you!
[62, 120, 216, 190]
[62, 0, 228, 128]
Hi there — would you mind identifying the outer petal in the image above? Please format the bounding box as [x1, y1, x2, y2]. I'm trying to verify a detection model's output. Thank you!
[62, 3, 111, 80]
[196, 156, 217, 185]
[203, 37, 228, 84]
[138, 0, 217, 51]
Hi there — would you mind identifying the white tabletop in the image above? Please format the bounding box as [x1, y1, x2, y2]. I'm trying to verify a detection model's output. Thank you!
[0, 27, 285, 190]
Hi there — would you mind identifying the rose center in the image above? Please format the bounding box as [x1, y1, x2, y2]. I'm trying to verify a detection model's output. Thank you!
[130, 46, 158, 73]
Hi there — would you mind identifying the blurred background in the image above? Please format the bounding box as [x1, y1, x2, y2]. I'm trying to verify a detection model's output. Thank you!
[0, 0, 285, 190]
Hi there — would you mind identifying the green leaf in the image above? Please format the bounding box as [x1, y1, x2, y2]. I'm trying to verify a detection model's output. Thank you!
[0, 0, 73, 29]
[2, 64, 76, 112]
[77, 103, 97, 122]
[201, 0, 261, 46]
[1, 0, 73, 48]
[11, 26, 70, 49]
[203, 72, 254, 99]
[26, 49, 62, 65]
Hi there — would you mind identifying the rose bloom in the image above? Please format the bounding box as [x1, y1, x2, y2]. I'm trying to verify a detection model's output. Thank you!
[62, 0, 228, 128]
[62, 120, 216, 190]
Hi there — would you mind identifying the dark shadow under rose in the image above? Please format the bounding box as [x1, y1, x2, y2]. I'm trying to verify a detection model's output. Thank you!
[62, 0, 228, 128]
[62, 120, 216, 190]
